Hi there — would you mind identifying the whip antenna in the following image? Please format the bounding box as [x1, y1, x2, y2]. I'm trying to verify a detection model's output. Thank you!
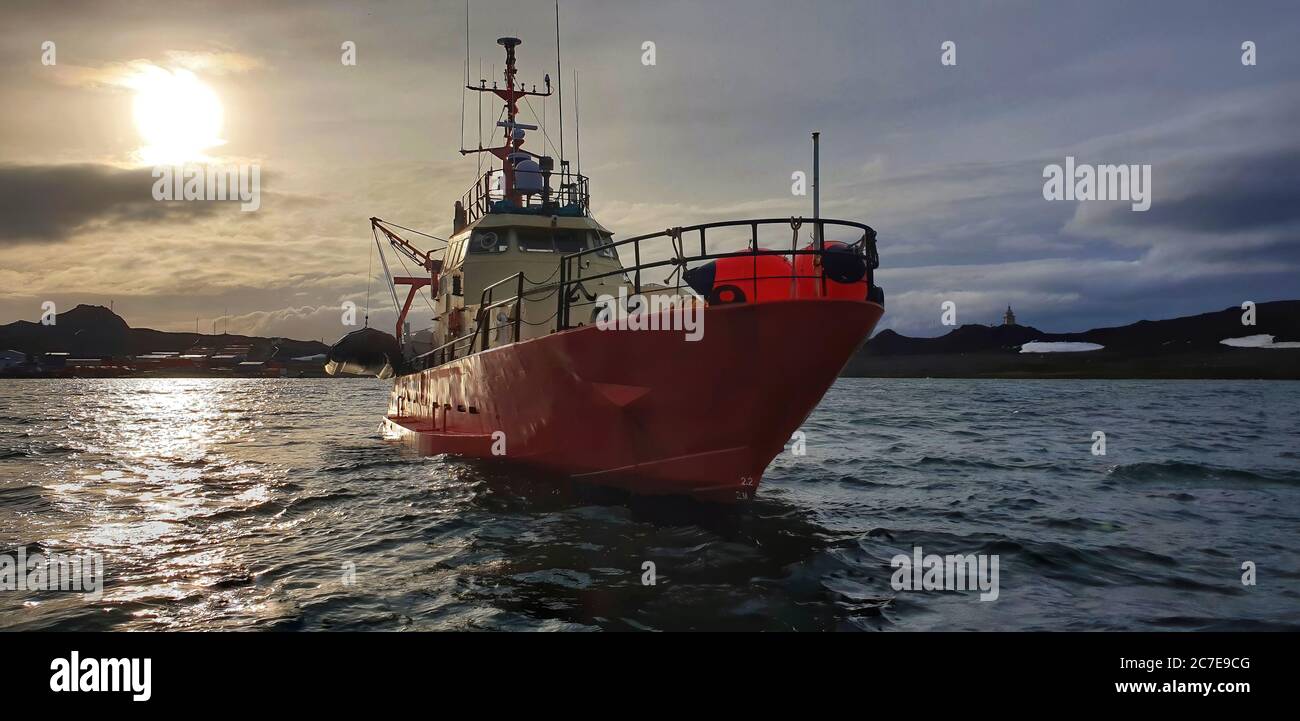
[459, 0, 469, 152]
[574, 68, 581, 178]
[555, 0, 565, 165]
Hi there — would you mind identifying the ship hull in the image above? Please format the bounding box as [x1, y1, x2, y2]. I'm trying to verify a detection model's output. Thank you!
[382, 298, 884, 502]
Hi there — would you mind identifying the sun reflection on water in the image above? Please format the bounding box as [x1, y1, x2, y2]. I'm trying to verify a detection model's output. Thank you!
[7, 379, 304, 628]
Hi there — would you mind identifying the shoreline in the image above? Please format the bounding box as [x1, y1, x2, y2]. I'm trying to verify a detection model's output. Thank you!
[842, 349, 1300, 380]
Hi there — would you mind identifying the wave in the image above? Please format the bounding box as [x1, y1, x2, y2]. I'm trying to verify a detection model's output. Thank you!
[1106, 460, 1300, 487]
[914, 455, 1064, 472]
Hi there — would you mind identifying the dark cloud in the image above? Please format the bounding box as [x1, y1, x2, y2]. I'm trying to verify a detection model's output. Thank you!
[0, 163, 219, 244]
[1078, 147, 1300, 234]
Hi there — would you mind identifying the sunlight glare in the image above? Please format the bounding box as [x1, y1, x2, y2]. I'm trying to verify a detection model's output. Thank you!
[130, 66, 225, 165]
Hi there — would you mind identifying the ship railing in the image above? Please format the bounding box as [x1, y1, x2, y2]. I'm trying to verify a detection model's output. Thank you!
[416, 333, 474, 371]
[458, 168, 591, 224]
[472, 272, 527, 353]
[405, 217, 878, 373]
[408, 271, 535, 372]
[556, 217, 879, 329]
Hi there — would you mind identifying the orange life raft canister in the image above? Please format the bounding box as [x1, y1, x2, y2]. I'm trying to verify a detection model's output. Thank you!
[683, 254, 795, 305]
[794, 241, 869, 300]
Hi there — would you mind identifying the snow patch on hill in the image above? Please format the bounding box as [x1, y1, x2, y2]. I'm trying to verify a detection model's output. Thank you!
[1020, 342, 1104, 353]
[1220, 334, 1300, 349]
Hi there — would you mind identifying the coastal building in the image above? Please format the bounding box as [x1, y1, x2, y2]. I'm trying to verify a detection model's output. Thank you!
[1004, 306, 1017, 326]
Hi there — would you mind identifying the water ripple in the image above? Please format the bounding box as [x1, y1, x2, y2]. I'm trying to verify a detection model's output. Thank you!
[1, 377, 1298, 631]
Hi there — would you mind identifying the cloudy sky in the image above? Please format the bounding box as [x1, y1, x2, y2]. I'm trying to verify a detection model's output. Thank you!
[1, 0, 1297, 340]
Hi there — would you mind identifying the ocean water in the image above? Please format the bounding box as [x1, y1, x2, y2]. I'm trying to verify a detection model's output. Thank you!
[1, 377, 1297, 631]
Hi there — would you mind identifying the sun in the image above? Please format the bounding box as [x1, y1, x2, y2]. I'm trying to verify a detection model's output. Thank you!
[129, 66, 224, 165]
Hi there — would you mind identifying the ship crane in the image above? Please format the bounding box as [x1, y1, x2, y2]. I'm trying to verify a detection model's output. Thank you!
[370, 217, 444, 342]
[371, 217, 441, 273]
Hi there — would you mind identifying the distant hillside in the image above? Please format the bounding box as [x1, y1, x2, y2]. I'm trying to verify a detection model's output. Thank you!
[844, 300, 1300, 379]
[0, 304, 328, 361]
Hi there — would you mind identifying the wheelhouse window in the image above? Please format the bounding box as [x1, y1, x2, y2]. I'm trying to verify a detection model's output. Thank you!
[594, 232, 616, 258]
[517, 228, 553, 252]
[553, 230, 587, 254]
[516, 228, 589, 253]
[468, 230, 508, 253]
[444, 239, 466, 269]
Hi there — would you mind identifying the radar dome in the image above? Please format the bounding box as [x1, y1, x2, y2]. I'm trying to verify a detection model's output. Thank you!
[513, 157, 544, 195]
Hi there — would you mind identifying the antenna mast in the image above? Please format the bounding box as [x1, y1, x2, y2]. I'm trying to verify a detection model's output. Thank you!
[555, 0, 565, 165]
[459, 0, 469, 152]
[812, 131, 821, 248]
[462, 37, 552, 204]
[574, 68, 581, 178]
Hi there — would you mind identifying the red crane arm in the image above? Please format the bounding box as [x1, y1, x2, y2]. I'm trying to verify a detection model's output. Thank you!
[370, 217, 443, 274]
[370, 217, 443, 341]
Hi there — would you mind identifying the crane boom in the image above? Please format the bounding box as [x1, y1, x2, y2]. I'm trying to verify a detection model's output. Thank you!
[370, 217, 443, 274]
[369, 217, 443, 342]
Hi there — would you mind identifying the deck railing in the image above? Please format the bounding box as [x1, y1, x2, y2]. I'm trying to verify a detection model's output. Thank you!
[409, 272, 526, 372]
[408, 217, 879, 373]
[458, 167, 590, 225]
[556, 217, 878, 330]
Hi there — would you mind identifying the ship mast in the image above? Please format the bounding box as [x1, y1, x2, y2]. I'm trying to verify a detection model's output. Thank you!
[462, 37, 552, 205]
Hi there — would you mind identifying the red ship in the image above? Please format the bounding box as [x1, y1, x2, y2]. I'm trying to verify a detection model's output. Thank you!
[328, 36, 884, 503]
